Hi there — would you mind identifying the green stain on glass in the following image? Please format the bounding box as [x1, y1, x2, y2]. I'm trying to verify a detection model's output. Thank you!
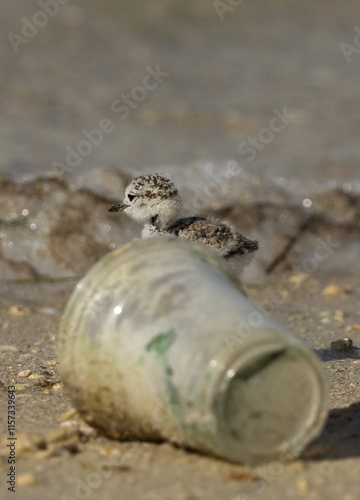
[146, 329, 177, 356]
[165, 365, 173, 376]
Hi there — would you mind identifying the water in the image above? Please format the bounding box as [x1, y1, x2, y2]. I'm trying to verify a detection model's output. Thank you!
[1, 163, 359, 285]
[1, 0, 360, 283]
[2, 0, 360, 185]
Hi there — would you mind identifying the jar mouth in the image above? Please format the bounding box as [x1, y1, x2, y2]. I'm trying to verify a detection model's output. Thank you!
[211, 339, 328, 464]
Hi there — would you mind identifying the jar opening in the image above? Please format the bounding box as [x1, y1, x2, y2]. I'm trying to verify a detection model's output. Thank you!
[213, 344, 328, 464]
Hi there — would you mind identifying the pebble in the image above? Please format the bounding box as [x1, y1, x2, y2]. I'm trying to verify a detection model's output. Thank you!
[58, 418, 97, 441]
[14, 383, 32, 393]
[319, 311, 332, 317]
[19, 353, 34, 360]
[51, 383, 63, 390]
[322, 284, 346, 297]
[288, 273, 307, 287]
[8, 305, 28, 316]
[58, 409, 78, 421]
[60, 419, 79, 430]
[289, 314, 303, 322]
[17, 472, 37, 487]
[0, 345, 18, 352]
[222, 470, 256, 482]
[334, 310, 345, 322]
[320, 310, 345, 324]
[46, 359, 58, 366]
[296, 477, 308, 495]
[36, 307, 61, 315]
[46, 425, 79, 444]
[18, 370, 32, 378]
[330, 338, 353, 352]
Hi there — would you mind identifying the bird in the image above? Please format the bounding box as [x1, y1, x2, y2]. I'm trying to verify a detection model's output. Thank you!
[108, 173, 258, 274]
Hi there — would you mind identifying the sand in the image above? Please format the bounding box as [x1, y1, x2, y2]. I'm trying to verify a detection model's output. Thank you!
[1, 271, 359, 500]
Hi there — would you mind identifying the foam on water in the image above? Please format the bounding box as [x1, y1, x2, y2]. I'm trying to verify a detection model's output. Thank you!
[1, 163, 359, 284]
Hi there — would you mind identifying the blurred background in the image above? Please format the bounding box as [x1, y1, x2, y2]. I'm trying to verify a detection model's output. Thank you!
[1, 0, 360, 284]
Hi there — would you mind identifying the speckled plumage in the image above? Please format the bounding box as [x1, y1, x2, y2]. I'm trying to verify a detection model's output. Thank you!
[166, 216, 258, 257]
[127, 174, 178, 200]
[109, 174, 259, 273]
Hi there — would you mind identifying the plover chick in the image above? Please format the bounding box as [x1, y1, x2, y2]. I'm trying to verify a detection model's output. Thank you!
[108, 174, 258, 274]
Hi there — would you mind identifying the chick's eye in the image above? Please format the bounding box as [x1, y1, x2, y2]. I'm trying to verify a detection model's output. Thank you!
[128, 194, 136, 202]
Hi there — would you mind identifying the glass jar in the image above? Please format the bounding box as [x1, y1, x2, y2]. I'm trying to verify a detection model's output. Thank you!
[58, 237, 328, 464]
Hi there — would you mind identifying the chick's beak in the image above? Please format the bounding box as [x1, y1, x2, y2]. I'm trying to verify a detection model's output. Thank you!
[108, 201, 129, 212]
